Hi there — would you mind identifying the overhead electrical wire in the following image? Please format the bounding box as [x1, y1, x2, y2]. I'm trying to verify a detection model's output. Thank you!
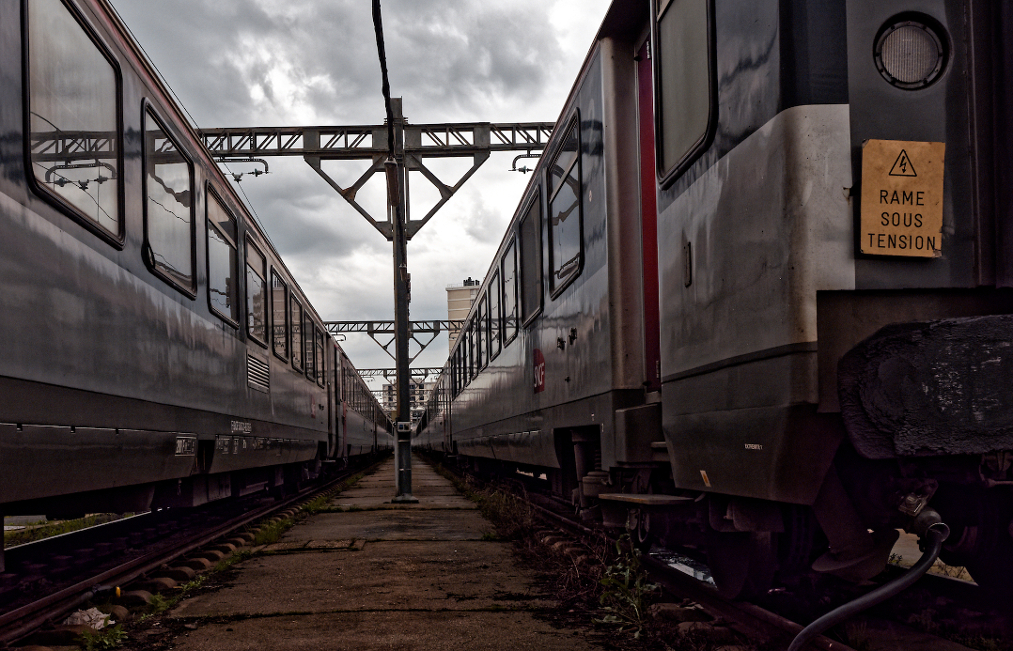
[371, 0, 396, 157]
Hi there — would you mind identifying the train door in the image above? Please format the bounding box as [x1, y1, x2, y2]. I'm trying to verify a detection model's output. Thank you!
[637, 39, 661, 392]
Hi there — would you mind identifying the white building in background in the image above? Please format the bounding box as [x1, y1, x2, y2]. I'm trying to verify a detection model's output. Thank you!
[446, 277, 481, 352]
[382, 379, 434, 421]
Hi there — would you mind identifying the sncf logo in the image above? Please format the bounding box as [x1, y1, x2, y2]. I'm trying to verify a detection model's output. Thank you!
[533, 348, 545, 393]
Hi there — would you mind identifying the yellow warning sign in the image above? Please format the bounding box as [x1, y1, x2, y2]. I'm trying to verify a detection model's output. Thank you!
[860, 139, 945, 257]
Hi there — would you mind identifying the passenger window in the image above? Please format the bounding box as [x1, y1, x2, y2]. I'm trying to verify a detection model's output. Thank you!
[143, 108, 195, 293]
[476, 299, 487, 370]
[206, 189, 239, 325]
[26, 0, 122, 240]
[502, 239, 518, 344]
[291, 297, 304, 370]
[271, 271, 288, 360]
[547, 118, 582, 297]
[455, 347, 462, 395]
[315, 328, 325, 386]
[303, 313, 315, 380]
[519, 192, 543, 323]
[653, 0, 713, 184]
[489, 271, 501, 360]
[451, 352, 458, 397]
[245, 239, 267, 345]
[465, 325, 473, 382]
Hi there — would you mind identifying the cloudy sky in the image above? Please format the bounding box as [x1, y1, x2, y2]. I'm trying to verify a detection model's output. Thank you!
[106, 0, 611, 392]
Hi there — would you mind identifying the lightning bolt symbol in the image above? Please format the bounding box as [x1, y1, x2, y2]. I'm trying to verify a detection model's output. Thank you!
[900, 156, 907, 174]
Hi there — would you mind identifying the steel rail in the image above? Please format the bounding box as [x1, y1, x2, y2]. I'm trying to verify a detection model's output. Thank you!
[436, 461, 856, 651]
[518, 497, 854, 651]
[0, 462, 375, 645]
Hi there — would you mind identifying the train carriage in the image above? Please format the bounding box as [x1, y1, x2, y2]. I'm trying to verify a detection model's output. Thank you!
[416, 0, 1013, 598]
[0, 0, 389, 532]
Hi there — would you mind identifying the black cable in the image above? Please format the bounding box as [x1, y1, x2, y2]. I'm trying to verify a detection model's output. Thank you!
[371, 0, 396, 156]
[787, 520, 950, 651]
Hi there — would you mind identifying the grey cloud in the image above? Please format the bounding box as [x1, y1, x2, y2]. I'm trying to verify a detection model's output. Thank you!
[112, 0, 569, 127]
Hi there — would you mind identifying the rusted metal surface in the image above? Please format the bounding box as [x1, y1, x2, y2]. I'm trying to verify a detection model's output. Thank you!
[839, 315, 1013, 458]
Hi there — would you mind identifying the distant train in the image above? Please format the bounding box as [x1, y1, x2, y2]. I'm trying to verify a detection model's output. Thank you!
[0, 0, 391, 528]
[416, 0, 1013, 597]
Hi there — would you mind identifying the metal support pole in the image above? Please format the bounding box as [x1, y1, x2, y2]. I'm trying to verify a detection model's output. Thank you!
[387, 99, 417, 503]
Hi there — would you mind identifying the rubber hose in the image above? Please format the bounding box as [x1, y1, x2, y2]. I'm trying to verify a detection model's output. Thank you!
[787, 522, 949, 651]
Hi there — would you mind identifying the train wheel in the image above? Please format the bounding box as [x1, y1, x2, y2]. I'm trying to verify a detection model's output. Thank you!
[706, 530, 777, 599]
[627, 508, 654, 551]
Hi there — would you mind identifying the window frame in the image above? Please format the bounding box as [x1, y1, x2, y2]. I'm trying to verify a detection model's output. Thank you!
[546, 114, 583, 300]
[451, 349, 459, 397]
[501, 236, 519, 346]
[22, 0, 126, 248]
[141, 102, 197, 297]
[290, 295, 305, 371]
[488, 270, 501, 361]
[456, 345, 463, 394]
[476, 296, 488, 371]
[303, 311, 315, 380]
[465, 323, 474, 383]
[651, 0, 718, 188]
[518, 191, 544, 327]
[270, 269, 289, 361]
[244, 235, 268, 347]
[315, 326, 326, 387]
[204, 183, 240, 328]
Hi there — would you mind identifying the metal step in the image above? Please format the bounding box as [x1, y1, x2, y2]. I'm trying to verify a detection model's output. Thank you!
[597, 493, 694, 507]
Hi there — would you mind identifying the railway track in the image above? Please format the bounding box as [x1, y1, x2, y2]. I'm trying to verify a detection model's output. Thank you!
[0, 458, 383, 646]
[433, 457, 1006, 651]
[522, 490, 855, 650]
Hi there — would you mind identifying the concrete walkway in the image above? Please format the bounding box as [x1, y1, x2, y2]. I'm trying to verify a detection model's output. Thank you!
[167, 455, 603, 650]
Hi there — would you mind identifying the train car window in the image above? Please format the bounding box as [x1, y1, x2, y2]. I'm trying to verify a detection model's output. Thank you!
[464, 324, 473, 383]
[451, 351, 458, 397]
[470, 323, 477, 380]
[206, 188, 239, 326]
[502, 238, 519, 344]
[547, 117, 582, 298]
[652, 0, 714, 186]
[143, 107, 195, 295]
[26, 0, 122, 242]
[489, 271, 501, 360]
[291, 297, 304, 370]
[458, 328, 466, 387]
[245, 238, 267, 345]
[270, 270, 288, 360]
[476, 297, 487, 370]
[454, 347, 461, 395]
[315, 328, 325, 387]
[518, 192, 543, 324]
[303, 312, 315, 380]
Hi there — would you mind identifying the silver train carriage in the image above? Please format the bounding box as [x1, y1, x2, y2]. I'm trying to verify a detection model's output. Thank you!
[415, 0, 1013, 597]
[0, 0, 391, 530]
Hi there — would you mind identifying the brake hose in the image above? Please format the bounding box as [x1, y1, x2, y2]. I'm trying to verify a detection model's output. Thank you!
[787, 511, 950, 651]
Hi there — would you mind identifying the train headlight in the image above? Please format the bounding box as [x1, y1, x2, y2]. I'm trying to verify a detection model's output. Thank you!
[874, 17, 947, 90]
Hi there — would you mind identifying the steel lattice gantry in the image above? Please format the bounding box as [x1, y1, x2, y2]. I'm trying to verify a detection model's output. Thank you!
[356, 367, 443, 381]
[325, 320, 463, 365]
[198, 119, 554, 240]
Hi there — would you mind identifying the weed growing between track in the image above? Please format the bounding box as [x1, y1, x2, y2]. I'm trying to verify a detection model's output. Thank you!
[428, 459, 765, 651]
[87, 469, 375, 651]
